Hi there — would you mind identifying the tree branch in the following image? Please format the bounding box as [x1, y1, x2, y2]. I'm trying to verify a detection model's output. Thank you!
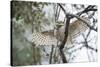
[82, 31, 97, 52]
[49, 45, 54, 64]
[58, 3, 72, 63]
[85, 44, 97, 52]
[77, 5, 97, 16]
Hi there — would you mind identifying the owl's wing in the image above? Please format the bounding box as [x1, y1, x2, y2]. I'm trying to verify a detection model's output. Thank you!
[32, 31, 58, 46]
[32, 18, 90, 46]
[69, 17, 90, 38]
[69, 19, 89, 39]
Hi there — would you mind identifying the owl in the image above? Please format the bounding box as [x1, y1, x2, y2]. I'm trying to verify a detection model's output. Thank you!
[32, 17, 90, 46]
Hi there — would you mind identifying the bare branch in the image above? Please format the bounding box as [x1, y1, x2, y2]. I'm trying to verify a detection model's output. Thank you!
[84, 43, 97, 52]
[82, 31, 97, 52]
[77, 5, 97, 16]
[49, 45, 54, 64]
[58, 3, 72, 63]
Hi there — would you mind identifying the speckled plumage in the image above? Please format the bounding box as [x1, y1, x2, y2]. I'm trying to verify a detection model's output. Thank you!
[32, 17, 90, 46]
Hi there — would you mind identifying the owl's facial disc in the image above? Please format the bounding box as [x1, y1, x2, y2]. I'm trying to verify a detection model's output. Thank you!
[55, 22, 64, 29]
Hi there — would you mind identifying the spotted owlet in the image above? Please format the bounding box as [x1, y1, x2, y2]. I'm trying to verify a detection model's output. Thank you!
[32, 17, 90, 46]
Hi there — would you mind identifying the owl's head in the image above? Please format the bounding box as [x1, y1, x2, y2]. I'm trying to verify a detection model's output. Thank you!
[55, 21, 64, 29]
